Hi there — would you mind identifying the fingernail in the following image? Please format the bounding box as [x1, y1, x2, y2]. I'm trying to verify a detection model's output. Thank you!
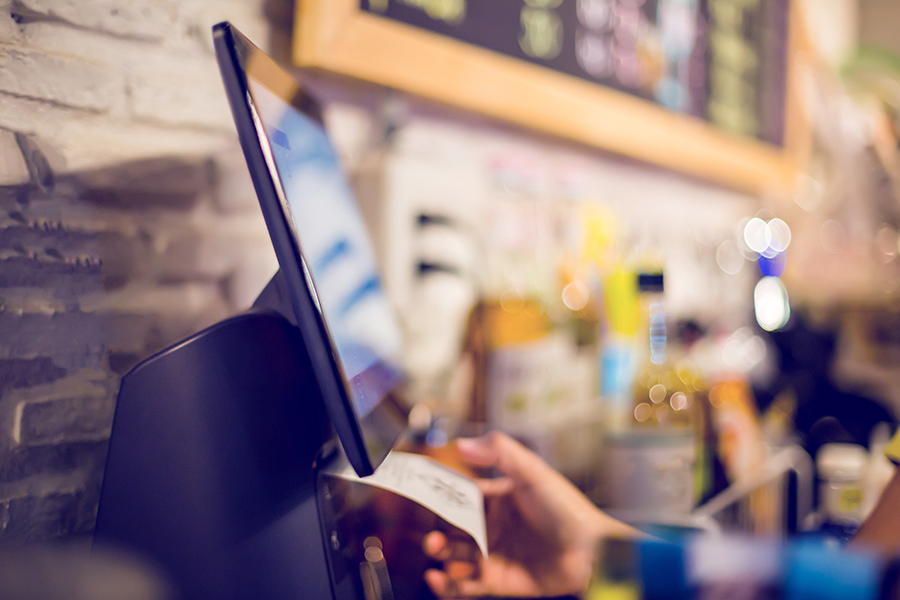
[455, 437, 484, 453]
[424, 569, 446, 594]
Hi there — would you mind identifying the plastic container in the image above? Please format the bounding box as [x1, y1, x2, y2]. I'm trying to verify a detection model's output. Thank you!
[817, 443, 867, 539]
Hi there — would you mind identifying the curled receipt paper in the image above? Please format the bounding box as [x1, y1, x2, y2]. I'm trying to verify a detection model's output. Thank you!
[326, 451, 488, 557]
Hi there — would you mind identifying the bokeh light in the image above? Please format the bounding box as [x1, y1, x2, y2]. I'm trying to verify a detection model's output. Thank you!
[766, 219, 791, 252]
[758, 251, 786, 277]
[562, 281, 591, 310]
[716, 240, 744, 275]
[722, 327, 768, 371]
[743, 217, 770, 253]
[754, 276, 790, 331]
[634, 403, 651, 422]
[876, 226, 897, 262]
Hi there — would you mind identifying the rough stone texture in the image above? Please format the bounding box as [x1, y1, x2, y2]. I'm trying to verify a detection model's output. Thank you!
[0, 312, 105, 368]
[72, 157, 212, 210]
[0, 143, 259, 538]
[2, 487, 100, 540]
[0, 358, 66, 396]
[0, 500, 9, 532]
[127, 55, 234, 130]
[0, 147, 260, 544]
[168, 0, 270, 55]
[0, 130, 30, 186]
[21, 20, 147, 68]
[0, 92, 71, 138]
[0, 2, 19, 45]
[0, 225, 102, 264]
[11, 0, 176, 41]
[0, 0, 290, 547]
[18, 395, 115, 444]
[0, 257, 103, 298]
[0, 97, 234, 173]
[211, 148, 259, 214]
[224, 249, 278, 309]
[0, 440, 108, 483]
[0, 47, 118, 111]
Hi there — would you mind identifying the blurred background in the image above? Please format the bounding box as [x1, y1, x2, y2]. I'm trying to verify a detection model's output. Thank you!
[0, 0, 900, 563]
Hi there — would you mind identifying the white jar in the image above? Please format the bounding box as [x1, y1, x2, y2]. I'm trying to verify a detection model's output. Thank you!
[816, 443, 867, 526]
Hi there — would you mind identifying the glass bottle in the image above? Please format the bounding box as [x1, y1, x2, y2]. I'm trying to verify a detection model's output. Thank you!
[631, 274, 698, 433]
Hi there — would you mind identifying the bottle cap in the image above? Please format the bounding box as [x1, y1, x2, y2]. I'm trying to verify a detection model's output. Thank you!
[638, 273, 664, 293]
[817, 444, 867, 482]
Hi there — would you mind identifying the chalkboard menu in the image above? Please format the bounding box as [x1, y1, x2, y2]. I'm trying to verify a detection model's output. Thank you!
[361, 0, 789, 146]
[293, 0, 809, 193]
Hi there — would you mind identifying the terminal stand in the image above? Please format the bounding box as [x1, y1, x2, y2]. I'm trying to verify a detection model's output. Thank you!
[94, 271, 361, 600]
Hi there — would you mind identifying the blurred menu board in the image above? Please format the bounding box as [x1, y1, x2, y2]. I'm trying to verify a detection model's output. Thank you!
[361, 0, 789, 146]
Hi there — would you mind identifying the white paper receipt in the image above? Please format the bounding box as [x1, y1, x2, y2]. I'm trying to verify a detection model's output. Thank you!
[326, 451, 488, 557]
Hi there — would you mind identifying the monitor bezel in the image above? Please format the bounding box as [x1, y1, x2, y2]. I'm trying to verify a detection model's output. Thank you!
[213, 22, 406, 477]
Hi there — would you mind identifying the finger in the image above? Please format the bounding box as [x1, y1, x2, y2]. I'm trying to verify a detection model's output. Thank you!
[424, 569, 450, 597]
[454, 437, 499, 468]
[457, 432, 545, 483]
[475, 476, 514, 497]
[423, 531, 448, 559]
[445, 559, 477, 580]
[424, 569, 487, 599]
[423, 531, 480, 562]
[425, 569, 459, 598]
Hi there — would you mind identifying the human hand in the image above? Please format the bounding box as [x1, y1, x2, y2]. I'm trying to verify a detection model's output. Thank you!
[423, 431, 639, 598]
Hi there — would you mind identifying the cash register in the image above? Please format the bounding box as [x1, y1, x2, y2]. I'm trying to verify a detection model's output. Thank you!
[94, 22, 435, 600]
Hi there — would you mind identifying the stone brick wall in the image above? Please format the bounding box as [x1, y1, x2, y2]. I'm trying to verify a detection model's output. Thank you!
[0, 0, 283, 544]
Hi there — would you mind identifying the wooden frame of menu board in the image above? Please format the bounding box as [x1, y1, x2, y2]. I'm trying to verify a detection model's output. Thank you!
[293, 0, 812, 195]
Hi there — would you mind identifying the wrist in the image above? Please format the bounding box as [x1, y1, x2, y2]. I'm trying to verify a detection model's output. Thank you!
[589, 508, 643, 543]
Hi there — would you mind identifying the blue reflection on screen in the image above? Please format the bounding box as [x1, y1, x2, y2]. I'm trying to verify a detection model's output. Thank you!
[248, 80, 403, 418]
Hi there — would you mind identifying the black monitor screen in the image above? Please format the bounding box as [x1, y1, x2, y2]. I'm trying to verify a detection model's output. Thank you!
[247, 80, 404, 419]
[214, 23, 407, 476]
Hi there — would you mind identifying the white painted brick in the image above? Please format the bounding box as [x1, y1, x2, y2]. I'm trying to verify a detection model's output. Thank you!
[211, 147, 258, 214]
[0, 47, 118, 111]
[19, 23, 137, 118]
[0, 471, 90, 504]
[14, 0, 177, 41]
[167, 0, 269, 55]
[0, 0, 22, 44]
[22, 21, 145, 62]
[80, 282, 227, 317]
[0, 289, 68, 314]
[157, 228, 248, 281]
[6, 108, 234, 173]
[151, 203, 273, 278]
[0, 129, 29, 185]
[0, 92, 64, 136]
[0, 369, 108, 450]
[127, 54, 233, 130]
[226, 246, 279, 309]
[17, 132, 66, 179]
[184, 207, 271, 247]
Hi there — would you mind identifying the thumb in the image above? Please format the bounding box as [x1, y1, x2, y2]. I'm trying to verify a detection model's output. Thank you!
[456, 432, 539, 482]
[454, 435, 499, 467]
